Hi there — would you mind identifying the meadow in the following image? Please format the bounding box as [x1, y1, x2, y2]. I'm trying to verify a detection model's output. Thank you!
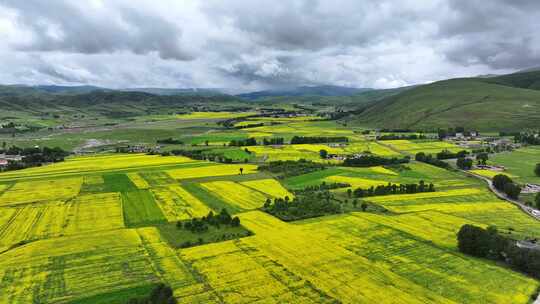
[489, 147, 540, 184]
[1, 113, 540, 303]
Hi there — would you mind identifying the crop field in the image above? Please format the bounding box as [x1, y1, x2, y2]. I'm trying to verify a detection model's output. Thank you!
[240, 179, 294, 199]
[175, 111, 257, 120]
[489, 147, 540, 184]
[380, 139, 464, 154]
[167, 164, 258, 180]
[469, 169, 515, 179]
[0, 177, 82, 206]
[201, 181, 268, 210]
[151, 184, 212, 221]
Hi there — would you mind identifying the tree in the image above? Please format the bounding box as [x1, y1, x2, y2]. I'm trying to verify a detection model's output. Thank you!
[535, 193, 540, 209]
[319, 149, 328, 159]
[231, 216, 241, 227]
[476, 152, 489, 165]
[239, 167, 244, 174]
[347, 188, 352, 198]
[415, 152, 426, 162]
[535, 163, 540, 177]
[361, 202, 368, 212]
[493, 174, 513, 191]
[352, 199, 358, 208]
[504, 182, 521, 199]
[456, 157, 473, 170]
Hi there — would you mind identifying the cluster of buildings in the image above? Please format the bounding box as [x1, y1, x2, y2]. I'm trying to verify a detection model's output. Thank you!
[0, 154, 22, 168]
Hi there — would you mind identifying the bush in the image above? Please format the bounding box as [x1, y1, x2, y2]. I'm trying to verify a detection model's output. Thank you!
[535, 163, 540, 177]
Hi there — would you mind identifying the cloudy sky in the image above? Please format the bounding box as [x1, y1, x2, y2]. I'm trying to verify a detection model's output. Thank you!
[0, 0, 538, 93]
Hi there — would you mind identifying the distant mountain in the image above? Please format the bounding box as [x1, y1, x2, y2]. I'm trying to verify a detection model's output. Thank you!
[347, 71, 540, 131]
[124, 87, 225, 96]
[237, 85, 372, 100]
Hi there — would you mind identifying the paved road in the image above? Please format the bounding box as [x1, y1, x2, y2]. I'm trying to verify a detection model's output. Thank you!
[461, 170, 540, 221]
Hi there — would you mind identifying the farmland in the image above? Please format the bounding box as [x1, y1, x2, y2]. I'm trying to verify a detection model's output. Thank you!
[1, 111, 540, 304]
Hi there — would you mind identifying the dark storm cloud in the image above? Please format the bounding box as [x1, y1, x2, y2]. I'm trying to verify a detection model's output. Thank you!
[0, 0, 537, 91]
[1, 0, 193, 60]
[438, 0, 540, 69]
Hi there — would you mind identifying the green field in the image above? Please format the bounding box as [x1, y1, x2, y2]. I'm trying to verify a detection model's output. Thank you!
[490, 147, 540, 184]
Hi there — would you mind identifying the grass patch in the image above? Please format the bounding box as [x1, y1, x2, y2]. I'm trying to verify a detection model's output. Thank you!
[156, 221, 251, 248]
[121, 189, 167, 227]
[68, 284, 158, 304]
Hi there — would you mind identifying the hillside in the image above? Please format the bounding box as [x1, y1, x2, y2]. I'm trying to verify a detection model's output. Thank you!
[349, 72, 540, 131]
[237, 85, 371, 100]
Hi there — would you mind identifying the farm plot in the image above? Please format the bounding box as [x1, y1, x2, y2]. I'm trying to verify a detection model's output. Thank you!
[489, 147, 540, 184]
[0, 177, 82, 206]
[381, 140, 463, 154]
[0, 229, 159, 304]
[324, 175, 390, 189]
[122, 189, 166, 227]
[300, 213, 536, 304]
[0, 154, 197, 181]
[201, 181, 268, 210]
[0, 193, 124, 250]
[168, 164, 258, 180]
[127, 172, 150, 189]
[240, 179, 294, 199]
[151, 184, 212, 221]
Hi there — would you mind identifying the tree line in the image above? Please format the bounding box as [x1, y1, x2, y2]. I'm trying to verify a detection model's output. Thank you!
[262, 192, 341, 221]
[177, 209, 240, 233]
[0, 146, 69, 172]
[415, 152, 451, 169]
[514, 131, 540, 145]
[376, 134, 426, 140]
[353, 181, 435, 198]
[458, 224, 540, 280]
[290, 136, 348, 144]
[343, 155, 410, 167]
[258, 159, 326, 178]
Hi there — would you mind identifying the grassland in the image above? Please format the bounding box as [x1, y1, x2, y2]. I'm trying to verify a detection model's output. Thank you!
[489, 147, 540, 184]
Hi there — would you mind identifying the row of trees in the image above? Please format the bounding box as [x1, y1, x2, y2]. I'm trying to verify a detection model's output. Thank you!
[177, 209, 240, 233]
[415, 152, 451, 169]
[263, 192, 342, 221]
[493, 174, 521, 199]
[258, 159, 326, 178]
[262, 137, 285, 145]
[376, 134, 426, 140]
[514, 131, 540, 145]
[353, 181, 435, 198]
[343, 155, 410, 167]
[436, 149, 469, 160]
[234, 122, 264, 129]
[167, 149, 235, 163]
[229, 137, 257, 147]
[290, 136, 348, 144]
[0, 146, 69, 172]
[458, 225, 540, 280]
[156, 138, 183, 145]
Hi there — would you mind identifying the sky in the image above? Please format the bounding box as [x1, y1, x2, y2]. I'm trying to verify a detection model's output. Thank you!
[0, 0, 538, 93]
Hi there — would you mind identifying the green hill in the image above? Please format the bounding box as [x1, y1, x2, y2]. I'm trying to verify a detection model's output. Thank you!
[348, 72, 540, 131]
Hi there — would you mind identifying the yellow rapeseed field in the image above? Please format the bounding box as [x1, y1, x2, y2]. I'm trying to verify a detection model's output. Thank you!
[324, 175, 390, 189]
[151, 184, 212, 221]
[201, 181, 268, 210]
[240, 179, 294, 199]
[0, 177, 82, 206]
[168, 164, 257, 179]
[470, 169, 515, 179]
[127, 172, 151, 189]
